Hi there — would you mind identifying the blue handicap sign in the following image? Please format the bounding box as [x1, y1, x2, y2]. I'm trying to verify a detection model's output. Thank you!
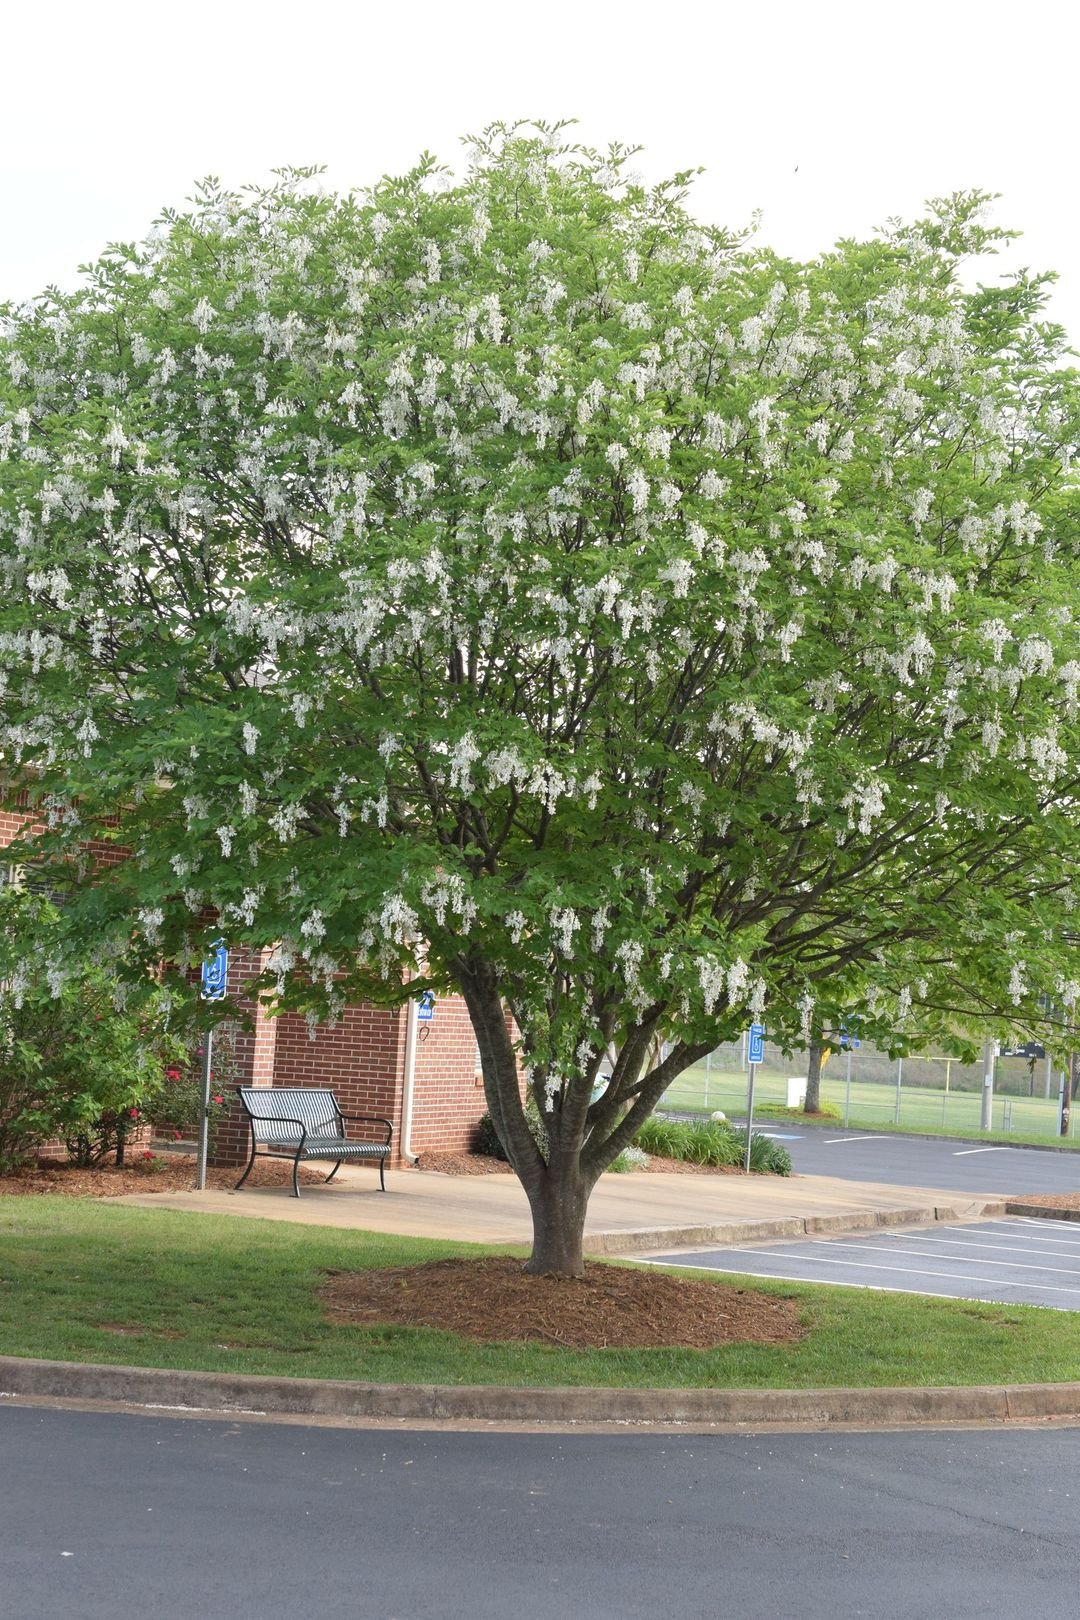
[200, 940, 228, 1001]
[416, 991, 436, 1022]
[747, 1022, 765, 1065]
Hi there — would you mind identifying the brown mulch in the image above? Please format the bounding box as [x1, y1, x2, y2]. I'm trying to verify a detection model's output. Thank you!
[319, 1255, 804, 1350]
[414, 1151, 747, 1177]
[0, 1155, 328, 1198]
[414, 1151, 513, 1175]
[1009, 1193, 1080, 1210]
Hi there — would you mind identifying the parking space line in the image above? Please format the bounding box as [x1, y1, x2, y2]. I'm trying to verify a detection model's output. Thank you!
[822, 1136, 889, 1144]
[879, 1233, 1080, 1257]
[1008, 1216, 1080, 1232]
[642, 1263, 1064, 1308]
[953, 1147, 1010, 1156]
[655, 1247, 1080, 1298]
[804, 1238, 1080, 1277]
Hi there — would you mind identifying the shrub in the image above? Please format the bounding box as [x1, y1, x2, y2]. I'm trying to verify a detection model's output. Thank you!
[733, 1130, 793, 1175]
[0, 888, 184, 1169]
[607, 1144, 649, 1173]
[471, 1099, 549, 1161]
[634, 1116, 743, 1167]
[142, 1026, 239, 1148]
[633, 1115, 791, 1174]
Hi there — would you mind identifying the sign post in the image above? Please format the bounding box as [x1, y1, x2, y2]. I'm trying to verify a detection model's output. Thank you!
[744, 1023, 765, 1172]
[980, 1039, 997, 1132]
[195, 941, 228, 1191]
[844, 1047, 853, 1129]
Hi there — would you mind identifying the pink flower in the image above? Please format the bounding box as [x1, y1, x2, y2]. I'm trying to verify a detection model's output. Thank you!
[212, 1094, 223, 1105]
[129, 1107, 140, 1119]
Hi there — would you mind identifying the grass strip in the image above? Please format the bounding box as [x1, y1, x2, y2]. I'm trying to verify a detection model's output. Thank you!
[3, 1198, 1080, 1390]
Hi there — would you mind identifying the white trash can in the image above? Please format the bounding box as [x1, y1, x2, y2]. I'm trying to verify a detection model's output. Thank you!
[786, 1077, 807, 1108]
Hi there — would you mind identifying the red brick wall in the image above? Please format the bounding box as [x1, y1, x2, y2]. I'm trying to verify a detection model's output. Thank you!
[407, 994, 489, 1156]
[268, 1000, 406, 1164]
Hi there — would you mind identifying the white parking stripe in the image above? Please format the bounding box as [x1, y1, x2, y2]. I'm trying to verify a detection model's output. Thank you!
[822, 1136, 889, 1144]
[641, 1263, 1067, 1309]
[804, 1238, 1080, 1277]
[913, 1222, 1080, 1243]
[687, 1250, 1080, 1297]
[953, 1146, 1010, 1156]
[879, 1231, 1080, 1256]
[1008, 1216, 1080, 1232]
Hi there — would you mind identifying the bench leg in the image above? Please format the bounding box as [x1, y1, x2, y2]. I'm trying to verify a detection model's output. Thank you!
[324, 1160, 343, 1184]
[291, 1153, 301, 1198]
[235, 1140, 257, 1191]
[379, 1154, 386, 1193]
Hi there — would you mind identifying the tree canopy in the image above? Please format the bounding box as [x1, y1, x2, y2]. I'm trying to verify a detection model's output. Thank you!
[2, 124, 1078, 1270]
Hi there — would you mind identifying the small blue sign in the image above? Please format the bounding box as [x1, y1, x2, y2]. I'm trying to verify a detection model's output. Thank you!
[747, 1022, 765, 1065]
[200, 940, 228, 1002]
[416, 991, 435, 1022]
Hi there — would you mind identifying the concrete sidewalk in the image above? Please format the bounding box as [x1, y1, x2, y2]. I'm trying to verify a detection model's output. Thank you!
[112, 1166, 1004, 1254]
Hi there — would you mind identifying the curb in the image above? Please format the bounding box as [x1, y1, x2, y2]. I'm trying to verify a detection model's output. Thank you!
[3, 1355, 1080, 1428]
[1005, 1201, 1080, 1224]
[583, 1198, 1006, 1256]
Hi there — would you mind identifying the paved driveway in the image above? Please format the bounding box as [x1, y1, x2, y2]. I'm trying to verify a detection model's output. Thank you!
[646, 1216, 1080, 1310]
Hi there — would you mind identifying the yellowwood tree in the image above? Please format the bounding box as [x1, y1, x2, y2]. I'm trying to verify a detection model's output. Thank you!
[2, 126, 1078, 1272]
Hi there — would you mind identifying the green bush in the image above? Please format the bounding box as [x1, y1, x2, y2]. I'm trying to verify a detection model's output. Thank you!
[634, 1116, 743, 1167]
[634, 1115, 791, 1175]
[471, 1098, 549, 1161]
[0, 888, 183, 1169]
[142, 1027, 240, 1148]
[607, 1144, 649, 1173]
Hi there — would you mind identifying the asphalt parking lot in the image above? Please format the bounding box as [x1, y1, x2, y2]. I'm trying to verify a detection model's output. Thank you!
[759, 1127, 1080, 1196]
[646, 1216, 1080, 1310]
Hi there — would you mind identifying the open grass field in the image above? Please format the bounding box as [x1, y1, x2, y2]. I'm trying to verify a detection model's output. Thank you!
[663, 1061, 1078, 1141]
[4, 1198, 1080, 1390]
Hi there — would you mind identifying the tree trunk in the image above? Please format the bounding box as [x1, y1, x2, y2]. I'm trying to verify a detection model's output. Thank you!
[523, 1162, 592, 1277]
[803, 1035, 825, 1114]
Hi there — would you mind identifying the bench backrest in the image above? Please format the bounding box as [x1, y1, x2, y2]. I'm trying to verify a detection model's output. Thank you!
[237, 1087, 341, 1142]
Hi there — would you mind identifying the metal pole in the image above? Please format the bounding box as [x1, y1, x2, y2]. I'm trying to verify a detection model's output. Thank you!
[195, 1027, 214, 1191]
[894, 1057, 903, 1124]
[843, 1048, 852, 1129]
[744, 1060, 758, 1172]
[1044, 1053, 1053, 1101]
[1061, 1068, 1072, 1138]
[980, 1038, 996, 1132]
[703, 1048, 710, 1111]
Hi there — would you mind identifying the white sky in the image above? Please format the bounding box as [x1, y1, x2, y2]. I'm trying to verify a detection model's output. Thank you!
[2, 0, 1078, 345]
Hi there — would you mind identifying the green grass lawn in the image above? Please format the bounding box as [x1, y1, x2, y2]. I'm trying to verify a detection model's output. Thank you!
[665, 1062, 1079, 1142]
[4, 1198, 1080, 1390]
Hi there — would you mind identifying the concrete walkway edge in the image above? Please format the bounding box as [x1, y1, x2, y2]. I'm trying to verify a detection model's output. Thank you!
[2, 1354, 1078, 1428]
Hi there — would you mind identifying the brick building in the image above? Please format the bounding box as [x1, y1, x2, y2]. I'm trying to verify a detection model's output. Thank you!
[1, 802, 489, 1167]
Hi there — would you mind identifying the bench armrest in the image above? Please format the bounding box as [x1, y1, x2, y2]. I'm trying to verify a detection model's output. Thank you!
[241, 1112, 309, 1133]
[338, 1113, 394, 1141]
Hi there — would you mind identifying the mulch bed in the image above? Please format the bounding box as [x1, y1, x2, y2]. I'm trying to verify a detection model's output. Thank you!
[414, 1152, 745, 1177]
[319, 1255, 804, 1350]
[0, 1156, 327, 1198]
[1009, 1193, 1080, 1210]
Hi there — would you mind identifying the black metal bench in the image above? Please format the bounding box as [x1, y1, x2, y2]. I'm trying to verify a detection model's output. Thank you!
[235, 1087, 393, 1198]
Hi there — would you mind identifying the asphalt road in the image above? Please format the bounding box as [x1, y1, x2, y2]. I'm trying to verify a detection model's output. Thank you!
[763, 1127, 1080, 1196]
[2, 1408, 1079, 1619]
[648, 1216, 1080, 1310]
